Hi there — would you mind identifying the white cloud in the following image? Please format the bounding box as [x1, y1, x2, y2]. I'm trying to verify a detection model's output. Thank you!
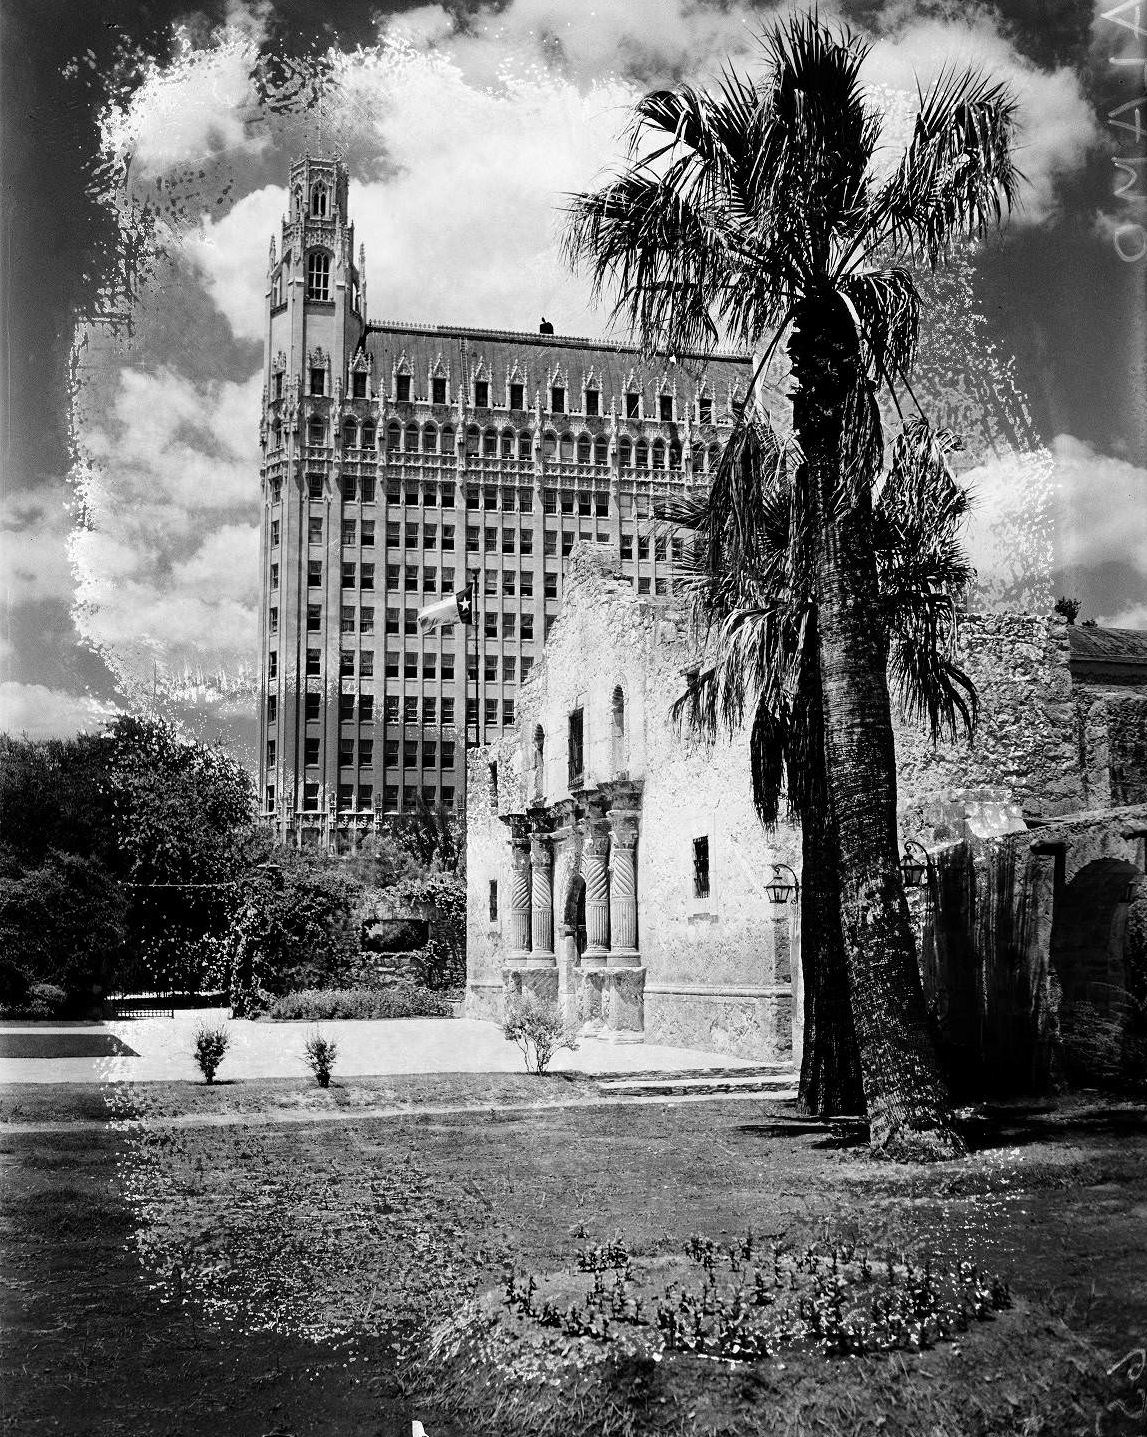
[0, 488, 76, 605]
[71, 366, 262, 671]
[1051, 433, 1147, 576]
[0, 682, 118, 740]
[100, 5, 270, 178]
[1101, 602, 1147, 629]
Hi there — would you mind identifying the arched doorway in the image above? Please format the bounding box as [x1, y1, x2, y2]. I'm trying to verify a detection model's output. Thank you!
[564, 873, 588, 959]
[1050, 857, 1143, 1082]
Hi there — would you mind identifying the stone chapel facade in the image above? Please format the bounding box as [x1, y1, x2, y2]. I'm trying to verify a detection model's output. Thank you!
[466, 546, 1147, 1082]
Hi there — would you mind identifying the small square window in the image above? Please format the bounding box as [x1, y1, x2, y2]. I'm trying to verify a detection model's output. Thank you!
[693, 836, 711, 899]
[308, 559, 323, 587]
[361, 521, 375, 546]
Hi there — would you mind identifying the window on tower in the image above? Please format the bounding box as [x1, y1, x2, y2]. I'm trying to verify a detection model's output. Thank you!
[306, 252, 331, 301]
[310, 182, 329, 217]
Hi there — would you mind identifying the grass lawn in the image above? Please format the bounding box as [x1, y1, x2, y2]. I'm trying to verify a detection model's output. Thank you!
[2, 1080, 1145, 1435]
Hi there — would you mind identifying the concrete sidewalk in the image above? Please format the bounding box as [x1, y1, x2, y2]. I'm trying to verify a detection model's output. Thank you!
[0, 1010, 762, 1085]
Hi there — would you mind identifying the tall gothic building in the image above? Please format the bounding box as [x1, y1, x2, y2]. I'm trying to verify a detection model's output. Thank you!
[259, 156, 751, 847]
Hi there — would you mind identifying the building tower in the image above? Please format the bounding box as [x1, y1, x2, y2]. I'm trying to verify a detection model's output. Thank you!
[258, 158, 751, 850]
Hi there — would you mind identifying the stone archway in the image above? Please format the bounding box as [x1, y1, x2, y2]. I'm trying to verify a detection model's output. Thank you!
[1050, 856, 1144, 1082]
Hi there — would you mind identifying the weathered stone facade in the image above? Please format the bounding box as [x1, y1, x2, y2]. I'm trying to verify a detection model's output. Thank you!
[466, 545, 1147, 1080]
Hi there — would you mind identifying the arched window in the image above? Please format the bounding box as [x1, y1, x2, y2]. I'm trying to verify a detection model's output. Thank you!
[404, 422, 419, 452]
[343, 420, 358, 448]
[691, 443, 703, 471]
[518, 430, 533, 459]
[422, 423, 438, 453]
[466, 425, 480, 457]
[594, 437, 608, 466]
[272, 418, 282, 449]
[576, 434, 591, 464]
[668, 445, 681, 469]
[635, 440, 649, 469]
[559, 433, 575, 463]
[501, 429, 515, 457]
[271, 272, 282, 307]
[619, 437, 633, 467]
[543, 432, 557, 460]
[307, 416, 324, 446]
[361, 422, 376, 449]
[707, 443, 721, 472]
[611, 686, 627, 774]
[483, 428, 498, 456]
[440, 425, 455, 454]
[306, 251, 330, 301]
[651, 439, 665, 469]
[310, 182, 329, 217]
[533, 725, 545, 798]
[387, 421, 401, 452]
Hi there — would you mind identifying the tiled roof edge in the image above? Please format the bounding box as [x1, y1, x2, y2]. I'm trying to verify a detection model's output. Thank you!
[366, 320, 750, 364]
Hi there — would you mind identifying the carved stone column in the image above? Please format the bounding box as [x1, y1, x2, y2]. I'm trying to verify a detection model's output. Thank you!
[505, 815, 532, 961]
[608, 810, 640, 964]
[529, 827, 555, 963]
[582, 798, 611, 964]
[519, 824, 557, 1005]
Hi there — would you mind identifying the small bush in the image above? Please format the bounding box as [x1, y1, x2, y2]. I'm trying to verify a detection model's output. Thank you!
[303, 1032, 338, 1087]
[267, 985, 453, 1021]
[192, 1022, 231, 1083]
[503, 991, 579, 1074]
[0, 982, 70, 1021]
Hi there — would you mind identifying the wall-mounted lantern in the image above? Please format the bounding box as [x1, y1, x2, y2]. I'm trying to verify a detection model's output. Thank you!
[765, 862, 800, 905]
[900, 840, 932, 889]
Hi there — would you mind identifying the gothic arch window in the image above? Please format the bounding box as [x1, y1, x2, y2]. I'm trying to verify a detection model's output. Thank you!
[422, 422, 438, 453]
[466, 425, 480, 457]
[668, 445, 681, 469]
[518, 429, 532, 459]
[404, 422, 419, 452]
[542, 431, 557, 460]
[619, 437, 633, 467]
[691, 442, 704, 471]
[361, 421, 376, 449]
[594, 437, 609, 466]
[611, 686, 627, 774]
[272, 417, 282, 449]
[343, 419, 359, 448]
[292, 185, 303, 219]
[500, 428, 515, 457]
[271, 272, 283, 307]
[440, 425, 455, 454]
[576, 434, 591, 464]
[635, 439, 649, 469]
[310, 182, 329, 217]
[559, 433, 575, 463]
[307, 415, 324, 446]
[651, 439, 666, 469]
[707, 443, 721, 472]
[483, 428, 498, 456]
[387, 421, 401, 452]
[306, 251, 331, 301]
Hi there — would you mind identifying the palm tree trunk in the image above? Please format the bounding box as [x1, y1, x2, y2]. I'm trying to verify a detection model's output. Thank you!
[796, 796, 865, 1116]
[791, 293, 963, 1160]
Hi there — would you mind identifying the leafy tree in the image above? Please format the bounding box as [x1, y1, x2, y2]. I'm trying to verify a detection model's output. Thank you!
[568, 14, 1019, 1157]
[226, 850, 362, 1015]
[390, 871, 467, 990]
[0, 849, 128, 1012]
[1054, 596, 1081, 625]
[670, 416, 975, 1117]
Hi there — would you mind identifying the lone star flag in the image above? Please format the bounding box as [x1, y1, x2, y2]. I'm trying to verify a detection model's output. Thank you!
[417, 586, 473, 634]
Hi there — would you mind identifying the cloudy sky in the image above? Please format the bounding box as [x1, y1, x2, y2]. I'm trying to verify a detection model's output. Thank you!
[1, 0, 1144, 762]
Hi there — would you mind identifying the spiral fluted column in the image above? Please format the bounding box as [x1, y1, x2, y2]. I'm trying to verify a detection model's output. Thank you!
[506, 817, 532, 961]
[608, 811, 640, 963]
[530, 832, 555, 960]
[582, 802, 611, 963]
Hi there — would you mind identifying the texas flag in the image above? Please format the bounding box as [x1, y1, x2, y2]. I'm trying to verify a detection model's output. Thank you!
[416, 584, 474, 634]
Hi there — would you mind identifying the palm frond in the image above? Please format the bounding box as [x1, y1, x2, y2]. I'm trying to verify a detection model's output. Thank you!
[840, 267, 920, 387]
[871, 65, 1022, 268]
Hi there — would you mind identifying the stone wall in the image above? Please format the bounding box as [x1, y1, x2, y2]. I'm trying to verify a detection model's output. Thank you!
[465, 750, 508, 1022]
[1074, 687, 1147, 809]
[893, 614, 1084, 840]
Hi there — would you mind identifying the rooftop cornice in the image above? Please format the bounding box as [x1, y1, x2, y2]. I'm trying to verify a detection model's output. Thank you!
[366, 320, 750, 365]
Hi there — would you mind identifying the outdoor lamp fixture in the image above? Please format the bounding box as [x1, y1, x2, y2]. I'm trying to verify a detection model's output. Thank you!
[765, 863, 800, 905]
[900, 840, 932, 889]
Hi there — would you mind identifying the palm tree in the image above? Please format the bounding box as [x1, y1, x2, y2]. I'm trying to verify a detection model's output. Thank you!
[566, 13, 1019, 1157]
[667, 415, 976, 1120]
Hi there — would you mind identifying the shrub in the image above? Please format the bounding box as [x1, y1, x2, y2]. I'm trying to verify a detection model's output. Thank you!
[303, 1032, 338, 1087]
[503, 991, 579, 1074]
[192, 1022, 231, 1083]
[266, 985, 453, 1021]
